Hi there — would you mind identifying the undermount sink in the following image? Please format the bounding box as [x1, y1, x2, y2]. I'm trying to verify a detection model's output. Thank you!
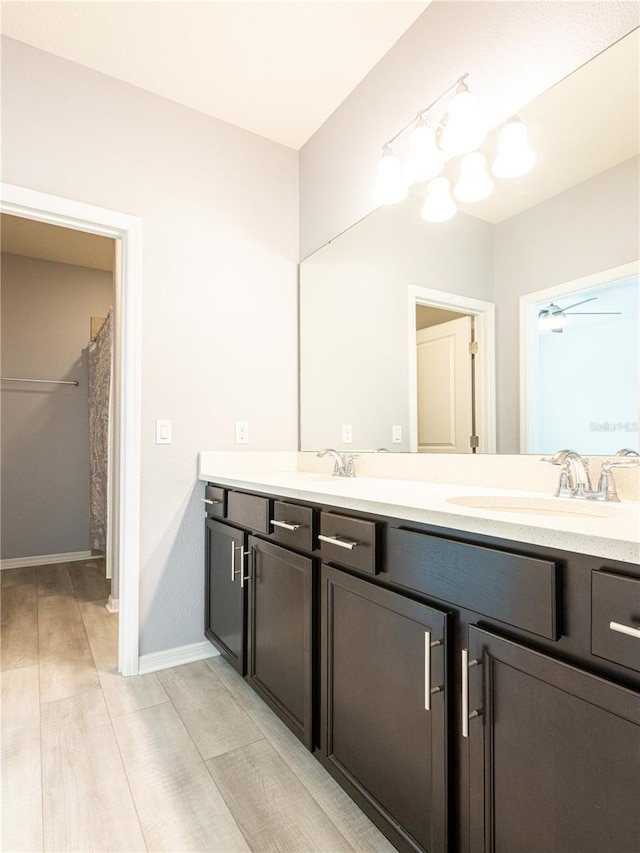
[446, 494, 618, 519]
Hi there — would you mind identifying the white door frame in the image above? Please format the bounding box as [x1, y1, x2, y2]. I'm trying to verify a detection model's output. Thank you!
[1, 182, 142, 676]
[408, 285, 496, 453]
[519, 261, 638, 454]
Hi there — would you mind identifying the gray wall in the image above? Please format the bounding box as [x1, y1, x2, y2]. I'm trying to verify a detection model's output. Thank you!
[1, 36, 299, 655]
[495, 156, 640, 451]
[1, 253, 113, 559]
[300, 193, 494, 451]
[299, 1, 638, 257]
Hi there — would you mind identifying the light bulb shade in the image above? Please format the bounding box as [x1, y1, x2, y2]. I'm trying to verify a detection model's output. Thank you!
[453, 152, 494, 202]
[538, 305, 566, 332]
[492, 118, 537, 179]
[421, 176, 457, 223]
[403, 122, 445, 185]
[440, 84, 486, 156]
[447, 84, 477, 121]
[439, 113, 486, 157]
[372, 149, 408, 204]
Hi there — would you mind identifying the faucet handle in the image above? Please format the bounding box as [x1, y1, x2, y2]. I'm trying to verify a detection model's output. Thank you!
[344, 454, 359, 478]
[605, 458, 640, 468]
[541, 456, 573, 496]
[593, 458, 638, 502]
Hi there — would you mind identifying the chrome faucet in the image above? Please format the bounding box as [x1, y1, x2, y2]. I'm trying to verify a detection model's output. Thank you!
[317, 448, 345, 476]
[317, 448, 358, 477]
[542, 448, 638, 501]
[616, 448, 640, 457]
[541, 449, 592, 498]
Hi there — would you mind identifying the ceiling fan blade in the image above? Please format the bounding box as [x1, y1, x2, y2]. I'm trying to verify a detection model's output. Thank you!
[556, 296, 598, 313]
[564, 311, 621, 316]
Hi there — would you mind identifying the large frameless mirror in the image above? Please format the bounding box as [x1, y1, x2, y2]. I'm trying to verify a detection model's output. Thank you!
[299, 30, 639, 454]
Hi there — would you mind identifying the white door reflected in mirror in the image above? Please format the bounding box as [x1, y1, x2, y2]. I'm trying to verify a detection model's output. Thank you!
[417, 316, 473, 453]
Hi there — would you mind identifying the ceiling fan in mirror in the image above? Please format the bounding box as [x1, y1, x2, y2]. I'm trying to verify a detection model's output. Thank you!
[537, 297, 621, 333]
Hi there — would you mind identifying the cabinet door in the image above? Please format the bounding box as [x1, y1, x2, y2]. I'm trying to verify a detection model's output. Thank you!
[205, 518, 246, 675]
[247, 537, 314, 748]
[321, 565, 449, 853]
[467, 626, 640, 853]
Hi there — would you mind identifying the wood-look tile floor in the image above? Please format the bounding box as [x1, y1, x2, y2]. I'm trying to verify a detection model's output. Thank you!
[1, 562, 395, 853]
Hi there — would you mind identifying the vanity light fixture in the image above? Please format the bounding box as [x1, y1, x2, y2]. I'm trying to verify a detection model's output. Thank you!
[372, 75, 537, 221]
[421, 176, 457, 222]
[371, 144, 409, 205]
[402, 118, 445, 185]
[492, 116, 537, 179]
[439, 80, 486, 156]
[453, 152, 494, 203]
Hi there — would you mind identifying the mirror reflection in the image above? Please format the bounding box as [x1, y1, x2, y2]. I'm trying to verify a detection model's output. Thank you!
[299, 30, 639, 454]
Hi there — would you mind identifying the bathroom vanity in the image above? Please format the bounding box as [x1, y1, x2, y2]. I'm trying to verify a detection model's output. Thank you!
[200, 468, 640, 853]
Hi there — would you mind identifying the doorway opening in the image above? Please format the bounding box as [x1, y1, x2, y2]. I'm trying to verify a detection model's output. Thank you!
[0, 183, 142, 675]
[408, 286, 496, 453]
[520, 262, 639, 454]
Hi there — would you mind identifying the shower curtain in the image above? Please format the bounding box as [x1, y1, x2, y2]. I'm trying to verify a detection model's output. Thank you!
[88, 310, 112, 553]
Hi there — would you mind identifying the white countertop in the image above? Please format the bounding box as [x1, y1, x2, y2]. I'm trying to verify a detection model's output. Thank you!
[198, 456, 640, 564]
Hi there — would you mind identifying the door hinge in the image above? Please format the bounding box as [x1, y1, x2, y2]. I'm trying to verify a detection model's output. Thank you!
[468, 341, 479, 355]
[470, 434, 479, 449]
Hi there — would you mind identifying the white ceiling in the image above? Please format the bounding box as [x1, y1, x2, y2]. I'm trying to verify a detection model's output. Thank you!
[0, 1, 429, 149]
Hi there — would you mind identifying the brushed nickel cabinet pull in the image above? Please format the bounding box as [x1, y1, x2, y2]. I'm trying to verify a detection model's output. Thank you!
[461, 649, 481, 738]
[610, 621, 640, 640]
[240, 548, 252, 589]
[318, 534, 358, 551]
[271, 519, 301, 531]
[201, 498, 221, 505]
[424, 631, 444, 711]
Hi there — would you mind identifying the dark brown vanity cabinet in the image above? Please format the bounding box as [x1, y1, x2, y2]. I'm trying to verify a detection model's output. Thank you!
[204, 517, 247, 675]
[204, 488, 316, 748]
[466, 626, 640, 853]
[321, 565, 450, 853]
[247, 537, 314, 748]
[204, 482, 640, 853]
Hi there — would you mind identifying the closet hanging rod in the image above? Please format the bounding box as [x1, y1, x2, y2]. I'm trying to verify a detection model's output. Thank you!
[1, 377, 79, 387]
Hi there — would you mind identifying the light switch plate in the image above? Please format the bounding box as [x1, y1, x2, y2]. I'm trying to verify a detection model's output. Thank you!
[156, 419, 172, 444]
[392, 425, 402, 444]
[342, 423, 353, 443]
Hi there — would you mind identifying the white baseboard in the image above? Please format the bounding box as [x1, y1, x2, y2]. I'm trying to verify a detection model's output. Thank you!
[0, 550, 94, 570]
[138, 640, 219, 675]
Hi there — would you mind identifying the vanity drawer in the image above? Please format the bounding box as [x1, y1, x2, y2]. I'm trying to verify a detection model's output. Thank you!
[385, 528, 559, 640]
[318, 512, 378, 575]
[227, 491, 271, 534]
[269, 501, 315, 552]
[203, 485, 226, 518]
[592, 570, 640, 672]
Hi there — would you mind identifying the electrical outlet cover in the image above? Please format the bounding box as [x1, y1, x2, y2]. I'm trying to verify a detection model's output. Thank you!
[235, 421, 249, 444]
